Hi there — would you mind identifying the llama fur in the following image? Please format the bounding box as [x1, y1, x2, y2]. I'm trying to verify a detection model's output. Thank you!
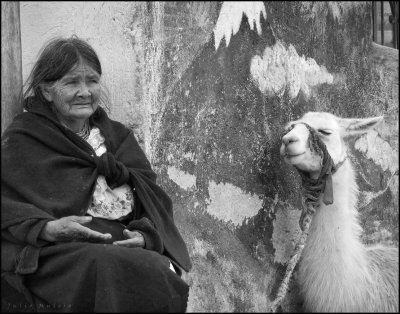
[281, 112, 398, 312]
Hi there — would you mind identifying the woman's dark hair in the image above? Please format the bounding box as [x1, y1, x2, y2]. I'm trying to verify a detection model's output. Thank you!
[23, 35, 103, 104]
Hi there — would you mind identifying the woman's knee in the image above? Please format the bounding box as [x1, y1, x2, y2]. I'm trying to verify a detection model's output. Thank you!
[82, 244, 168, 271]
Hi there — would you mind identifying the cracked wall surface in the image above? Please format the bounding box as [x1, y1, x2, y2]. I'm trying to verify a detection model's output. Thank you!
[21, 1, 398, 312]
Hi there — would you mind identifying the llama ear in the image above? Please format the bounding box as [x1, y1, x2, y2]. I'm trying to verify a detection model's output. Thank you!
[338, 116, 384, 137]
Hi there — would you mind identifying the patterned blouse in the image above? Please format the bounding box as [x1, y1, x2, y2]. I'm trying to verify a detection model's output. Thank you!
[78, 125, 176, 273]
[84, 127, 134, 220]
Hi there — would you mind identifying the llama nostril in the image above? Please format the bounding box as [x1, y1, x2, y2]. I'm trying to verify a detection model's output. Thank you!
[283, 134, 299, 145]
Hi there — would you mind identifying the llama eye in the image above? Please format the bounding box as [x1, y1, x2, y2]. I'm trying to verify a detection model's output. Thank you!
[318, 129, 332, 136]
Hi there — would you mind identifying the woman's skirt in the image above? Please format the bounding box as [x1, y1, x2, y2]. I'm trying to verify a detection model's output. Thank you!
[3, 218, 189, 313]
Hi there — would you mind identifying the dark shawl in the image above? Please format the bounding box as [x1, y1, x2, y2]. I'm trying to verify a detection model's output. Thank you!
[1, 96, 191, 273]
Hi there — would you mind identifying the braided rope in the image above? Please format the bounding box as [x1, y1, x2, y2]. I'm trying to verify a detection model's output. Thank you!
[296, 123, 337, 230]
[269, 123, 339, 312]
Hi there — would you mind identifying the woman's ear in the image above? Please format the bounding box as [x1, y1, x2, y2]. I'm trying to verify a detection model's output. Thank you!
[40, 83, 53, 102]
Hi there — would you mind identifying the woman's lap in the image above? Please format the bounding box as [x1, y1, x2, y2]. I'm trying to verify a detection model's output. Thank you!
[23, 242, 189, 312]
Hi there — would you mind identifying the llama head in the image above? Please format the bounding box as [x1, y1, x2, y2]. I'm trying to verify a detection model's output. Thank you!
[280, 112, 383, 179]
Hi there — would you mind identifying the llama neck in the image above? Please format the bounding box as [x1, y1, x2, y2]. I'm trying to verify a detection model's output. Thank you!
[313, 159, 361, 242]
[298, 159, 376, 312]
[301, 159, 369, 279]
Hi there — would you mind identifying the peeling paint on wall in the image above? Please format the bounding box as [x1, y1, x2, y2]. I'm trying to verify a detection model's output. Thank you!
[272, 203, 301, 264]
[359, 173, 398, 208]
[213, 1, 266, 50]
[389, 174, 399, 209]
[192, 237, 215, 257]
[206, 181, 263, 225]
[355, 130, 399, 173]
[250, 40, 335, 99]
[300, 2, 367, 23]
[144, 2, 165, 160]
[187, 238, 271, 312]
[168, 166, 196, 190]
[167, 164, 264, 226]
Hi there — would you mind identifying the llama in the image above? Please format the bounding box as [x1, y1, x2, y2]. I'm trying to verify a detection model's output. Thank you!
[279, 111, 398, 312]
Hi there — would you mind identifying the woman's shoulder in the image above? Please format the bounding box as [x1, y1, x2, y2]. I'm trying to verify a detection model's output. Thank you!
[5, 96, 60, 134]
[3, 110, 47, 135]
[1, 111, 54, 156]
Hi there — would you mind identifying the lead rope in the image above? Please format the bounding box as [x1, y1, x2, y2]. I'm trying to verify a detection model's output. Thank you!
[269, 123, 346, 312]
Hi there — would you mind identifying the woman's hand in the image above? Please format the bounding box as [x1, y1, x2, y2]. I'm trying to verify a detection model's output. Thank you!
[113, 230, 145, 248]
[39, 216, 112, 243]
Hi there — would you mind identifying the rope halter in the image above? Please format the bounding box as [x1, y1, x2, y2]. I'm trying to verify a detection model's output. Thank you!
[282, 122, 347, 229]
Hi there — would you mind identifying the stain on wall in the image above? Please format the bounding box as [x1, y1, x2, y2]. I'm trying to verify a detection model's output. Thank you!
[250, 41, 335, 99]
[213, 1, 266, 50]
[355, 130, 398, 174]
[20, 1, 398, 312]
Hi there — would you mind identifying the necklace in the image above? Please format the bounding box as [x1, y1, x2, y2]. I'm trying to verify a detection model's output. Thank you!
[75, 121, 91, 140]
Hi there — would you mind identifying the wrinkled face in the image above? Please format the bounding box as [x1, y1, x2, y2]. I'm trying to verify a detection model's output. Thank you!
[43, 61, 101, 124]
[280, 112, 345, 178]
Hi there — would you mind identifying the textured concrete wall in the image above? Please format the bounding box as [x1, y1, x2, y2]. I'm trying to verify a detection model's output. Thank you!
[20, 1, 398, 312]
[2, 1, 23, 134]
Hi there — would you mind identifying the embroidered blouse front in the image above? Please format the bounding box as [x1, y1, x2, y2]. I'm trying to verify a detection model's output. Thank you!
[84, 127, 134, 220]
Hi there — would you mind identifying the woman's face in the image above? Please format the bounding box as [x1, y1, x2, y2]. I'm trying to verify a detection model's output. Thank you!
[43, 61, 101, 125]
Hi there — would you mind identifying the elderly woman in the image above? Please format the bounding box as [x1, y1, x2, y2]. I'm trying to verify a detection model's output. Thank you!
[1, 36, 191, 312]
